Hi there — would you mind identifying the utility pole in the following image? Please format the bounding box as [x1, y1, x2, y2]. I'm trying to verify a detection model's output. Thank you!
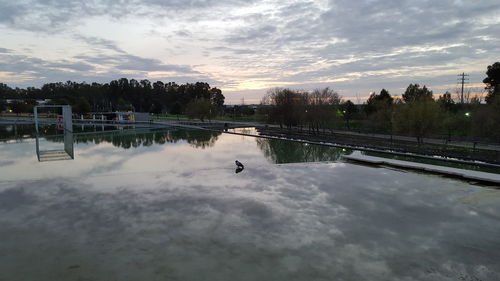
[458, 72, 469, 104]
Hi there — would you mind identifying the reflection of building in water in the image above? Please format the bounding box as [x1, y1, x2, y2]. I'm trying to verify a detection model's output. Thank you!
[34, 105, 75, 162]
[35, 132, 74, 162]
[34, 105, 73, 133]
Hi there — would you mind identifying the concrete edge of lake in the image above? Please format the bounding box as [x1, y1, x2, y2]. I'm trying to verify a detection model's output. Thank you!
[342, 153, 500, 186]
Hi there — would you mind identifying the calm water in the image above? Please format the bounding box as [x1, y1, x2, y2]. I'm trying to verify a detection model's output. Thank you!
[1, 127, 499, 281]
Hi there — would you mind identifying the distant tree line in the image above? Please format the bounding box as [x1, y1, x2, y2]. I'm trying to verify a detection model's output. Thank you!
[0, 79, 225, 115]
[258, 62, 500, 142]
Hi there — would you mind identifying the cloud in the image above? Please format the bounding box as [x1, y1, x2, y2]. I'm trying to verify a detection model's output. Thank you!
[0, 51, 98, 75]
[46, 61, 95, 72]
[0, 51, 210, 87]
[117, 54, 198, 73]
[0, 0, 257, 32]
[0, 30, 211, 86]
[73, 35, 125, 53]
[1, 0, 500, 101]
[0, 2, 23, 26]
[225, 24, 278, 44]
[211, 0, 500, 99]
[209, 46, 259, 55]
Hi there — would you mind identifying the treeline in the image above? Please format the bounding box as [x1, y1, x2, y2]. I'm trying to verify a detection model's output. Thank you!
[259, 87, 343, 131]
[259, 62, 500, 142]
[0, 79, 224, 114]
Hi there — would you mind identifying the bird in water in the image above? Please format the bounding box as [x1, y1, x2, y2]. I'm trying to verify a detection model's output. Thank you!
[235, 160, 244, 173]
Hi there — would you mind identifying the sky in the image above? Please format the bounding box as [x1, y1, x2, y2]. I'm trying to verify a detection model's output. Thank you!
[1, 0, 499, 104]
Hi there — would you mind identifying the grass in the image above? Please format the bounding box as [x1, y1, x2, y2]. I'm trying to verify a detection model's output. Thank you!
[151, 113, 262, 123]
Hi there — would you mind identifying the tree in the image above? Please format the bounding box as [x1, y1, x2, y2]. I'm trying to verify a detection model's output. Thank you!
[73, 97, 92, 114]
[364, 89, 394, 132]
[437, 91, 455, 112]
[0, 83, 15, 98]
[10, 101, 35, 115]
[393, 98, 440, 143]
[402, 84, 433, 103]
[441, 112, 465, 141]
[365, 89, 393, 114]
[306, 87, 341, 133]
[0, 79, 225, 116]
[470, 98, 500, 141]
[261, 88, 306, 129]
[210, 88, 225, 108]
[0, 99, 6, 112]
[340, 100, 357, 129]
[483, 62, 500, 104]
[261, 87, 341, 131]
[185, 98, 214, 122]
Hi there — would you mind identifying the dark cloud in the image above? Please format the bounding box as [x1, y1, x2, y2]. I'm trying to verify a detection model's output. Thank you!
[71, 35, 201, 74]
[73, 35, 125, 53]
[175, 30, 192, 37]
[117, 54, 198, 73]
[0, 53, 94, 73]
[225, 24, 278, 44]
[0, 2, 23, 25]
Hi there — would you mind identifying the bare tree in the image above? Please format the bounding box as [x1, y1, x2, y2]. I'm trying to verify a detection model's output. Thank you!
[306, 87, 341, 133]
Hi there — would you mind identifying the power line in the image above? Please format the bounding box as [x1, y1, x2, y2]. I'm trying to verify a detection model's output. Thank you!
[457, 72, 469, 104]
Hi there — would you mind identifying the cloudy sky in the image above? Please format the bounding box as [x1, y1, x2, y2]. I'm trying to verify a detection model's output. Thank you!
[1, 0, 499, 103]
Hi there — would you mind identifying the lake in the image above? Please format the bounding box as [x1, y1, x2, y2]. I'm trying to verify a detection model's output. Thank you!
[1, 126, 499, 281]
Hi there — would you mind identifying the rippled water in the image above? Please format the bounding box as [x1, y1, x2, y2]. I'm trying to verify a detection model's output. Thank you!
[1, 127, 499, 281]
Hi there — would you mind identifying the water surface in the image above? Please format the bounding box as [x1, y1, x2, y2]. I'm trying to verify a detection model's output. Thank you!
[1, 128, 499, 281]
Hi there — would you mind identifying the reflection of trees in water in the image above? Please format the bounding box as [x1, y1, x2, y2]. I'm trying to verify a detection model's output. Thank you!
[0, 124, 40, 140]
[0, 124, 134, 141]
[43, 129, 221, 149]
[256, 138, 351, 164]
[166, 130, 221, 149]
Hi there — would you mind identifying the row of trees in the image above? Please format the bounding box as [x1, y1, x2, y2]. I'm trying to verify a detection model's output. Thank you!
[0, 79, 225, 115]
[259, 87, 342, 132]
[259, 62, 500, 142]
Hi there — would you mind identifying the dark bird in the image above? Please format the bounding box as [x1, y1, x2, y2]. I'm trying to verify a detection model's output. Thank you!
[235, 160, 244, 169]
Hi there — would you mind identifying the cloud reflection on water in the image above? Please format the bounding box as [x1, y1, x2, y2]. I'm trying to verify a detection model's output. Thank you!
[0, 129, 499, 281]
